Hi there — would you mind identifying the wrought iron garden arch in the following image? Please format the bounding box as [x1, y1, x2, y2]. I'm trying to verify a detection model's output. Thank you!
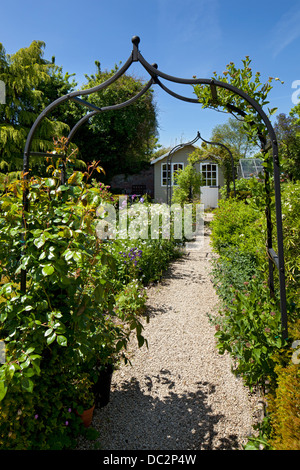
[22, 36, 288, 339]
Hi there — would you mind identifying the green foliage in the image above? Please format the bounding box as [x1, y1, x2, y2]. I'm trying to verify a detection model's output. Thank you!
[268, 360, 300, 450]
[209, 196, 266, 261]
[193, 56, 283, 144]
[244, 417, 274, 450]
[210, 177, 300, 449]
[0, 168, 138, 447]
[75, 62, 158, 179]
[211, 247, 260, 306]
[281, 182, 300, 296]
[171, 163, 202, 205]
[214, 276, 284, 388]
[274, 113, 300, 182]
[0, 156, 182, 448]
[0, 41, 74, 175]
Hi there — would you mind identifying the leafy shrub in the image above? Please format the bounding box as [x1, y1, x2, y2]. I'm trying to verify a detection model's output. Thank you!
[281, 182, 300, 296]
[210, 179, 300, 448]
[268, 361, 300, 450]
[0, 165, 150, 448]
[211, 247, 260, 305]
[0, 150, 184, 448]
[209, 196, 266, 263]
[171, 164, 202, 205]
[214, 275, 284, 388]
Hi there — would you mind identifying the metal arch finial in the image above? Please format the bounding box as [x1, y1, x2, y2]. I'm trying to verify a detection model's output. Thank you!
[131, 36, 140, 47]
[132, 36, 140, 61]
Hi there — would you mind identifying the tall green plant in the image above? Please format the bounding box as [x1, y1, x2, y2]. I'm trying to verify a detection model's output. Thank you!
[171, 163, 202, 205]
[0, 41, 74, 175]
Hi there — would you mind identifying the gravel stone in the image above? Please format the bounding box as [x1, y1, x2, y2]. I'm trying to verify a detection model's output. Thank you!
[77, 217, 258, 450]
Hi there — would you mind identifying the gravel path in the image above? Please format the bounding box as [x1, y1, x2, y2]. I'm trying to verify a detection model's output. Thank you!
[78, 217, 259, 450]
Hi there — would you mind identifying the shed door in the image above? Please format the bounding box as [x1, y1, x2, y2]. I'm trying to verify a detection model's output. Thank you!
[200, 163, 219, 209]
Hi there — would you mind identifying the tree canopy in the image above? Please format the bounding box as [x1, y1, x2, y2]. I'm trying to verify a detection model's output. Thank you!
[73, 62, 158, 180]
[0, 42, 159, 181]
[193, 56, 284, 146]
[0, 41, 73, 176]
[274, 111, 300, 182]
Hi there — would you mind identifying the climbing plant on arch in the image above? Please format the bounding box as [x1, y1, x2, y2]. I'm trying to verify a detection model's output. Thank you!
[21, 36, 288, 339]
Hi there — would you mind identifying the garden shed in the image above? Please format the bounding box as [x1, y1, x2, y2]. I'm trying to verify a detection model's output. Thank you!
[150, 144, 225, 208]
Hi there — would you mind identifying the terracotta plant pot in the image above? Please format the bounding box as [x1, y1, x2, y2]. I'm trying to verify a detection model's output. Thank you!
[78, 404, 95, 428]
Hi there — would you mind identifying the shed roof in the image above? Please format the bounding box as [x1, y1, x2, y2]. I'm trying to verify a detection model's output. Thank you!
[150, 144, 199, 165]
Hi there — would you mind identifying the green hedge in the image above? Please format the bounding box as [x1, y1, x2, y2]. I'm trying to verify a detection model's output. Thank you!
[210, 180, 300, 449]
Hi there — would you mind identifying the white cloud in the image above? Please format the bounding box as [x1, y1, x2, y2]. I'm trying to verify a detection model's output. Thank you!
[270, 5, 300, 57]
[157, 0, 221, 50]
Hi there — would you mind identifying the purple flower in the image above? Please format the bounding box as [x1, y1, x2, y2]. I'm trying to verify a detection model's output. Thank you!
[34, 414, 39, 419]
[140, 197, 144, 203]
[68, 408, 72, 413]
[65, 421, 69, 426]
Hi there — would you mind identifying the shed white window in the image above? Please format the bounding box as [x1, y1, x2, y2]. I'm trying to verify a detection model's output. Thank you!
[161, 162, 184, 186]
[201, 163, 218, 187]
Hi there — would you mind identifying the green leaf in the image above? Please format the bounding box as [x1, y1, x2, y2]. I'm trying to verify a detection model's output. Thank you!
[137, 335, 145, 348]
[64, 249, 73, 261]
[21, 377, 34, 393]
[25, 347, 35, 354]
[94, 285, 104, 302]
[73, 252, 81, 262]
[244, 440, 259, 450]
[42, 265, 54, 276]
[5, 364, 15, 381]
[20, 358, 30, 369]
[0, 380, 8, 401]
[46, 332, 56, 345]
[34, 234, 46, 249]
[44, 178, 56, 188]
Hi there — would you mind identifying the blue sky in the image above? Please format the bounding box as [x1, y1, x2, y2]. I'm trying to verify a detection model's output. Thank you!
[1, 0, 300, 149]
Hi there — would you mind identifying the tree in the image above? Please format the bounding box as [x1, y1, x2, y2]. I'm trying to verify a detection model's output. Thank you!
[208, 118, 258, 194]
[171, 162, 202, 205]
[193, 56, 283, 146]
[274, 112, 300, 181]
[0, 41, 74, 176]
[210, 117, 256, 158]
[73, 62, 158, 180]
